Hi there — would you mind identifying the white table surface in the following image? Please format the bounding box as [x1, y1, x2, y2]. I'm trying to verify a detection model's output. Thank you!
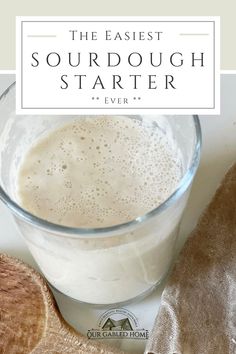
[0, 73, 236, 353]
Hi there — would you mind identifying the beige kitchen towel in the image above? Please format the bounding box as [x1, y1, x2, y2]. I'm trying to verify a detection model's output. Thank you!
[145, 163, 236, 354]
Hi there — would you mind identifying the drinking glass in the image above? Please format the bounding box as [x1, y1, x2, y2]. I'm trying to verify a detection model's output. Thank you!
[0, 83, 201, 305]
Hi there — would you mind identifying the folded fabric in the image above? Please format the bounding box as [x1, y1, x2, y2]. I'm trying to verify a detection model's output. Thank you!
[145, 163, 236, 354]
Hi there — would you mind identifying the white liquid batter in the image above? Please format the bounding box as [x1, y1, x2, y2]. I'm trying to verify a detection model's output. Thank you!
[17, 116, 184, 304]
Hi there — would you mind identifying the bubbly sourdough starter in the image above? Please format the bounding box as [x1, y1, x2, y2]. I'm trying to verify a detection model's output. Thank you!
[17, 116, 183, 304]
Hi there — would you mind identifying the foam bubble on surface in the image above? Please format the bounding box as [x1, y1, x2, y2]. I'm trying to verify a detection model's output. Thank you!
[17, 116, 183, 227]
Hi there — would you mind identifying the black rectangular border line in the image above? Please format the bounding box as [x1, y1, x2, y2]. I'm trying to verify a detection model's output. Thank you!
[21, 21, 23, 109]
[213, 21, 215, 108]
[21, 20, 216, 110]
[21, 107, 215, 109]
[22, 20, 215, 23]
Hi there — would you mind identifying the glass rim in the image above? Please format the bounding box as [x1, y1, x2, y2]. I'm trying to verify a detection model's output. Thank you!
[0, 82, 202, 237]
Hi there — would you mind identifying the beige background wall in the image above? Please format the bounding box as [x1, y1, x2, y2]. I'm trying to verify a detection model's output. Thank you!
[0, 1, 234, 69]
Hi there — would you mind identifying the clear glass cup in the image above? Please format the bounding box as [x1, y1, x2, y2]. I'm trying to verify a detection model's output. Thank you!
[0, 83, 201, 305]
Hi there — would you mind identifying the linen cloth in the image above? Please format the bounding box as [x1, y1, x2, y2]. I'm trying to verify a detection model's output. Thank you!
[145, 163, 236, 354]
